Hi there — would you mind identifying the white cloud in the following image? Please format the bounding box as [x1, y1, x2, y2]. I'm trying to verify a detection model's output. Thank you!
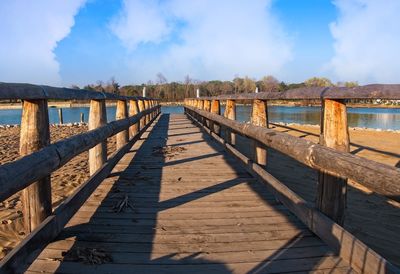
[329, 0, 400, 83]
[111, 0, 292, 82]
[0, 0, 86, 85]
[110, 0, 172, 50]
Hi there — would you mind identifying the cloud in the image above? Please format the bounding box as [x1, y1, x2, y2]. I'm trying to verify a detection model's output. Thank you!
[329, 0, 400, 83]
[110, 0, 172, 50]
[0, 0, 86, 85]
[110, 0, 292, 82]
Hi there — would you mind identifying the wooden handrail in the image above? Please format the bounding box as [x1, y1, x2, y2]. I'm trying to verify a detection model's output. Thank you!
[0, 109, 161, 272]
[185, 110, 400, 274]
[188, 84, 400, 100]
[0, 106, 159, 203]
[0, 82, 159, 101]
[184, 105, 400, 201]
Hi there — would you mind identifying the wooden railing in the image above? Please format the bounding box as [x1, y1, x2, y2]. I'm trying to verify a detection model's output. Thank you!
[0, 83, 161, 271]
[184, 85, 400, 274]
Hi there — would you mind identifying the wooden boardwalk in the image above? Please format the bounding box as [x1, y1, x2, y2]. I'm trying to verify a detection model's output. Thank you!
[22, 114, 355, 273]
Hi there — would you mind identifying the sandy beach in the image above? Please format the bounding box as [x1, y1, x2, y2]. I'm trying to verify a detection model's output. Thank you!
[0, 123, 399, 267]
[268, 123, 400, 267]
[0, 125, 116, 258]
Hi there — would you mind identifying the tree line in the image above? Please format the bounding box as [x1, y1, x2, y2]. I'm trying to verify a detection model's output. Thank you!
[77, 74, 358, 102]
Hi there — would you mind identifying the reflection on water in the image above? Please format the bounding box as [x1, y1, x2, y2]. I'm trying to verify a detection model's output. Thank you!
[222, 105, 400, 130]
[0, 105, 399, 130]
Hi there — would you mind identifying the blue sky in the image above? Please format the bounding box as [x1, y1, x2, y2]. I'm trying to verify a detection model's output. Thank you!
[1, 0, 400, 86]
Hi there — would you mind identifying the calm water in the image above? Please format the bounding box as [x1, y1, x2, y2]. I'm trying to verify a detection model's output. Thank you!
[0, 105, 399, 130]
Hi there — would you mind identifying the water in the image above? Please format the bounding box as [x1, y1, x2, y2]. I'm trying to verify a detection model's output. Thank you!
[221, 105, 400, 130]
[0, 105, 399, 130]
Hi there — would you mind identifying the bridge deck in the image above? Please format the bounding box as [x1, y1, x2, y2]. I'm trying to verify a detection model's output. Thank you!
[23, 114, 355, 273]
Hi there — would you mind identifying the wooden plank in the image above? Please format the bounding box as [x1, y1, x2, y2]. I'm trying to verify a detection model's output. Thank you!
[35, 246, 334, 264]
[45, 237, 324, 253]
[20, 99, 52, 233]
[316, 99, 350, 225]
[24, 256, 351, 274]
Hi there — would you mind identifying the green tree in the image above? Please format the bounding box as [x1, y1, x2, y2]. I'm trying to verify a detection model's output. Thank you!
[304, 77, 333, 87]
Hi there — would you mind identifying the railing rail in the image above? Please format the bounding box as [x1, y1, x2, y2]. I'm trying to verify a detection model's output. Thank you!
[0, 82, 155, 100]
[187, 84, 400, 100]
[184, 106, 400, 274]
[184, 87, 400, 226]
[0, 82, 161, 272]
[184, 105, 400, 198]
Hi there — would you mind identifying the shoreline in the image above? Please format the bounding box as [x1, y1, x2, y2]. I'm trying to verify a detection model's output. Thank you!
[0, 121, 399, 132]
[1, 102, 400, 109]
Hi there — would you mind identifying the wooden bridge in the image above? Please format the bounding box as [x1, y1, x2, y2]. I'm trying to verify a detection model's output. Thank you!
[0, 83, 399, 273]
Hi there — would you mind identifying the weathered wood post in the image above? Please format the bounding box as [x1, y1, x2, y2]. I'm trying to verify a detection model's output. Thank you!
[198, 100, 206, 126]
[20, 99, 52, 232]
[58, 108, 63, 125]
[80, 113, 84, 123]
[203, 100, 211, 128]
[138, 99, 145, 129]
[224, 100, 236, 145]
[150, 100, 154, 119]
[316, 99, 350, 225]
[148, 100, 153, 120]
[115, 100, 129, 150]
[88, 99, 107, 175]
[210, 100, 221, 135]
[144, 100, 150, 125]
[129, 99, 140, 138]
[194, 99, 200, 120]
[251, 100, 268, 166]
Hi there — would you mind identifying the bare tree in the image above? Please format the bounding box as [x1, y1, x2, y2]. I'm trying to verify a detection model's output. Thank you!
[260, 75, 279, 92]
[184, 75, 192, 97]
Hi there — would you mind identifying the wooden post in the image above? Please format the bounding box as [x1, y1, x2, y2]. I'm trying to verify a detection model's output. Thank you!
[210, 100, 221, 135]
[251, 100, 268, 166]
[129, 99, 140, 138]
[80, 113, 84, 123]
[138, 99, 145, 129]
[199, 100, 206, 126]
[203, 100, 211, 128]
[149, 100, 154, 121]
[224, 100, 236, 145]
[88, 99, 107, 175]
[144, 100, 150, 124]
[115, 100, 129, 150]
[58, 108, 63, 125]
[316, 99, 350, 225]
[20, 100, 52, 232]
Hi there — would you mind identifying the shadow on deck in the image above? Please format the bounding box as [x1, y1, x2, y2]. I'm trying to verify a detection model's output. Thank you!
[23, 114, 352, 273]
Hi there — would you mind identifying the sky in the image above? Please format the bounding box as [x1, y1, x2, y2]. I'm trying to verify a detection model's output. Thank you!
[1, 0, 400, 87]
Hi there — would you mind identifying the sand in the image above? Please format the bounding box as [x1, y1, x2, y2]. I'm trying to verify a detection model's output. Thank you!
[268, 123, 400, 267]
[0, 123, 399, 267]
[0, 125, 116, 258]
